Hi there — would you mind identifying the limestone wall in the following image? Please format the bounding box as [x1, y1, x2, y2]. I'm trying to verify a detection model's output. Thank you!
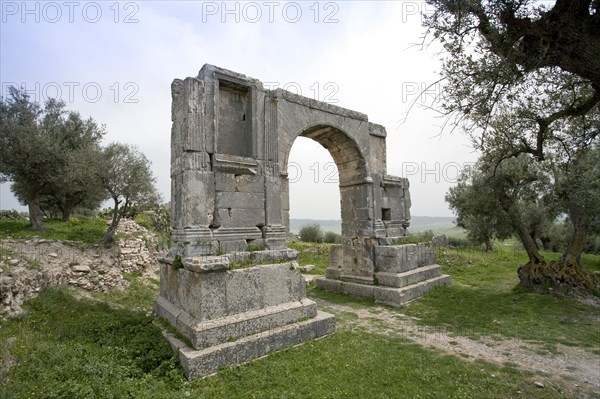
[0, 219, 160, 317]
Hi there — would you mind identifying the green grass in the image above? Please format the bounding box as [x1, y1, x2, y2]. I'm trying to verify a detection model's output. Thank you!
[0, 288, 180, 399]
[247, 243, 266, 252]
[299, 241, 599, 349]
[0, 286, 579, 399]
[91, 274, 158, 312]
[288, 241, 332, 274]
[400, 246, 600, 348]
[0, 217, 108, 244]
[393, 230, 435, 245]
[1, 242, 598, 398]
[308, 281, 378, 309]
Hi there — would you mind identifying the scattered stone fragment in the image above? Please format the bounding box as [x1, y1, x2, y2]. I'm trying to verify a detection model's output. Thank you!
[534, 382, 544, 388]
[72, 265, 91, 273]
[0, 218, 160, 317]
[298, 264, 315, 273]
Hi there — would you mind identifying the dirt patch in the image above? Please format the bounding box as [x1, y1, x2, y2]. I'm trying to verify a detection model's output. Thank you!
[315, 297, 600, 398]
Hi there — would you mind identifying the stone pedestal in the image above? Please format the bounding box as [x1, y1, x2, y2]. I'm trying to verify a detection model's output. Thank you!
[154, 252, 335, 378]
[317, 242, 451, 307]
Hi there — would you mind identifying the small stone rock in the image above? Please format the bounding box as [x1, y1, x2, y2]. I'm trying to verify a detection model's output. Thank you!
[299, 264, 315, 273]
[534, 382, 544, 388]
[48, 253, 58, 258]
[184, 256, 229, 272]
[0, 276, 14, 285]
[72, 265, 91, 273]
[8, 259, 19, 266]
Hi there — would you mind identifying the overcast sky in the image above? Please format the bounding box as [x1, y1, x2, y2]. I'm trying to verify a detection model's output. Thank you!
[0, 1, 477, 219]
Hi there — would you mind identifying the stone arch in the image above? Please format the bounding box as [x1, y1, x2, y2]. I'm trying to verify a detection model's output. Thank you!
[168, 64, 412, 272]
[286, 124, 368, 185]
[156, 65, 451, 379]
[161, 64, 451, 343]
[283, 123, 368, 245]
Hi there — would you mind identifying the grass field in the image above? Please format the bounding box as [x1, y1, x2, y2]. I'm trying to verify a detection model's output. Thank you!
[1, 283, 590, 399]
[1, 237, 598, 398]
[0, 217, 107, 244]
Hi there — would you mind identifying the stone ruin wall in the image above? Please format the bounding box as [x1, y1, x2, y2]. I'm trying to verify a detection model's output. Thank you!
[168, 64, 411, 269]
[0, 219, 159, 317]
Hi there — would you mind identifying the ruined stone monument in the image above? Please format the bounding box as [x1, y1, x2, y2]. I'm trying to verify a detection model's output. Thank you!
[155, 64, 450, 378]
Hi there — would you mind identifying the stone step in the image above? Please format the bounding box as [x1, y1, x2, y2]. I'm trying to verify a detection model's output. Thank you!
[375, 264, 443, 288]
[316, 274, 451, 308]
[155, 297, 318, 350]
[164, 310, 336, 379]
[374, 274, 451, 307]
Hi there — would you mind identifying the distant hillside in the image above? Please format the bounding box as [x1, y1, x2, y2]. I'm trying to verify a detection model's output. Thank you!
[290, 216, 465, 237]
[409, 216, 465, 237]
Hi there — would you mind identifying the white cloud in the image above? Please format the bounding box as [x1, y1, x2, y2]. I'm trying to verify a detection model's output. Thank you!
[0, 1, 476, 218]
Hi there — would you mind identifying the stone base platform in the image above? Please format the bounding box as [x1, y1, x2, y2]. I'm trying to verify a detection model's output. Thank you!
[163, 310, 336, 378]
[155, 259, 336, 378]
[318, 243, 452, 307]
[316, 273, 450, 307]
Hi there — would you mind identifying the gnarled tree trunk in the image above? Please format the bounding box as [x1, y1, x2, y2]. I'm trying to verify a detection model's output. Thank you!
[28, 196, 46, 231]
[100, 197, 130, 246]
[519, 214, 596, 291]
[100, 197, 122, 246]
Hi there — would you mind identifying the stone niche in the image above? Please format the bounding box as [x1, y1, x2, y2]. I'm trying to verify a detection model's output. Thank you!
[156, 64, 450, 377]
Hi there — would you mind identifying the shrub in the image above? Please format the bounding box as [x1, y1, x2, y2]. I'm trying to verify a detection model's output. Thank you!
[247, 243, 266, 252]
[0, 210, 22, 220]
[393, 230, 436, 245]
[134, 213, 153, 230]
[323, 231, 341, 243]
[585, 234, 600, 254]
[148, 203, 171, 234]
[415, 230, 435, 241]
[447, 236, 472, 248]
[299, 224, 323, 243]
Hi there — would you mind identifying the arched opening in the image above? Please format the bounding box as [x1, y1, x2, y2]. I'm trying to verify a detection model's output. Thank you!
[283, 124, 370, 245]
[299, 125, 367, 186]
[287, 136, 341, 236]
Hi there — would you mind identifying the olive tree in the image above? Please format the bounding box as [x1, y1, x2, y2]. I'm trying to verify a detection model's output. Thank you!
[0, 87, 107, 227]
[425, 0, 599, 291]
[95, 143, 160, 245]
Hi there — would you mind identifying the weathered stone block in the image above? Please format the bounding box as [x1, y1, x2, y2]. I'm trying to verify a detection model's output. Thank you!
[157, 263, 308, 323]
[374, 243, 436, 273]
[169, 311, 336, 379]
[183, 256, 229, 272]
[216, 192, 264, 209]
